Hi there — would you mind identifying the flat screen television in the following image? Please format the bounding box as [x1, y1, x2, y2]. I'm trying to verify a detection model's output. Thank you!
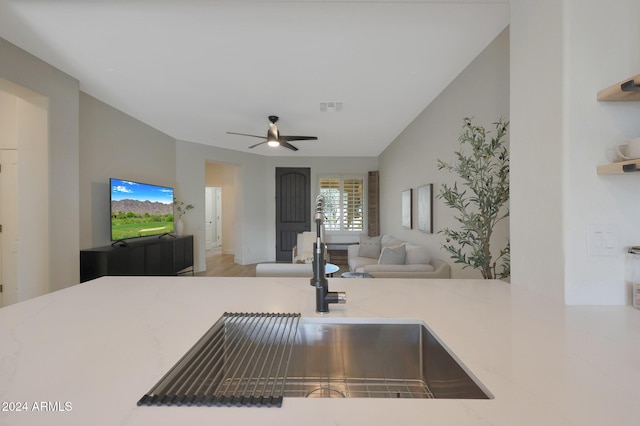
[110, 178, 174, 242]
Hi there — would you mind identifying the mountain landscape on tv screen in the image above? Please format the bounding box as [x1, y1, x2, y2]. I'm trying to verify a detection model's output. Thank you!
[111, 199, 172, 216]
[111, 199, 174, 240]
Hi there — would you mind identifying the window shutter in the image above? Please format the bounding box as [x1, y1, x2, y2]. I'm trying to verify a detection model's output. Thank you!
[320, 178, 341, 231]
[320, 176, 364, 232]
[343, 178, 363, 231]
[368, 171, 379, 237]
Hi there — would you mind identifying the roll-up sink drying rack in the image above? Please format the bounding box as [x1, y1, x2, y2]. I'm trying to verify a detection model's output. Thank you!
[138, 312, 492, 407]
[138, 312, 301, 408]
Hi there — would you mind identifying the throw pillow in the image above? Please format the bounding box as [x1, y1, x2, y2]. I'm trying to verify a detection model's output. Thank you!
[358, 234, 382, 259]
[404, 244, 431, 265]
[381, 235, 403, 248]
[378, 244, 406, 265]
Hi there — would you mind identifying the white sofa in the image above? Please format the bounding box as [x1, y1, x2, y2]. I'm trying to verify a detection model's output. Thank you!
[347, 235, 450, 279]
[255, 263, 314, 277]
[255, 262, 339, 278]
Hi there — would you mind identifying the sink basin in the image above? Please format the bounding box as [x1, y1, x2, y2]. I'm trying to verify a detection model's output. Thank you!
[284, 319, 491, 399]
[138, 314, 491, 407]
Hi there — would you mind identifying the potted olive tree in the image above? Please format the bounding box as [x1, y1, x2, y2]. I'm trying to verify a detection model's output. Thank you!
[437, 117, 510, 279]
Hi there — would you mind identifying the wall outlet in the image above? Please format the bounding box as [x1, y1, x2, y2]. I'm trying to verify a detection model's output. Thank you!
[587, 224, 619, 256]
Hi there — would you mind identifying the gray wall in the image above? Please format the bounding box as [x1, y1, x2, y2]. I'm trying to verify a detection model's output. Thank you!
[176, 140, 378, 271]
[176, 140, 268, 271]
[379, 28, 510, 278]
[79, 92, 177, 248]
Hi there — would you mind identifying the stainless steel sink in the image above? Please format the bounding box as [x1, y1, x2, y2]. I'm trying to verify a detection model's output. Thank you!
[138, 314, 491, 407]
[284, 319, 491, 399]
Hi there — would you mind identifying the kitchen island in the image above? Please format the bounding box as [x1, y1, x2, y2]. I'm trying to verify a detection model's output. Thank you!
[0, 276, 638, 425]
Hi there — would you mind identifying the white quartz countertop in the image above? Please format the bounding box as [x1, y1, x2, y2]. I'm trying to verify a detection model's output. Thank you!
[0, 276, 639, 425]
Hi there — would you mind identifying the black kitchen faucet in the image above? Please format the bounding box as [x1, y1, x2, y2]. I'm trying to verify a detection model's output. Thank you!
[310, 195, 346, 313]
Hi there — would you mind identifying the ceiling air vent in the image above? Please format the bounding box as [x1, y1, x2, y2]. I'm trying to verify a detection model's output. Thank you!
[320, 101, 344, 112]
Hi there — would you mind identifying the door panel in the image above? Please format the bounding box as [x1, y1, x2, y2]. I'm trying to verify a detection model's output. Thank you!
[205, 186, 222, 251]
[205, 187, 217, 251]
[205, 187, 213, 250]
[275, 168, 310, 262]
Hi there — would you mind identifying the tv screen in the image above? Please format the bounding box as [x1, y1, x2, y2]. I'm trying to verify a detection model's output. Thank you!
[110, 178, 174, 241]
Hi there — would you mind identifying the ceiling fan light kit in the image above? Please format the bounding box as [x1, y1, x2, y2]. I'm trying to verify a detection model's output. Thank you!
[227, 115, 318, 151]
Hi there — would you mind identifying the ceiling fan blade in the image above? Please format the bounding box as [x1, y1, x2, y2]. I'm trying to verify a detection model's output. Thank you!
[229, 116, 313, 152]
[279, 135, 318, 142]
[280, 141, 299, 151]
[248, 141, 268, 149]
[227, 132, 266, 139]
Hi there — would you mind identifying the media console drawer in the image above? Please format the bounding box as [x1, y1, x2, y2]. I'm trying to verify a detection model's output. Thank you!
[80, 235, 194, 282]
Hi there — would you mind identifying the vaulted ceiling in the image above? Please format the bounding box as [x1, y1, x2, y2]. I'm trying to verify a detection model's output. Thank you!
[0, 0, 509, 156]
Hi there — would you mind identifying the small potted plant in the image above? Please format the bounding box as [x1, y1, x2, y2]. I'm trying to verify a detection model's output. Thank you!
[174, 198, 194, 236]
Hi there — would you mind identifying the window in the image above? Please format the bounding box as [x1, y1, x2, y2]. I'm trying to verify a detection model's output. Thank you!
[319, 176, 365, 232]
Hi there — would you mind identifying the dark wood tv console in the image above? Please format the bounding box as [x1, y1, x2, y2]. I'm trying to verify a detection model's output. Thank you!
[80, 235, 194, 283]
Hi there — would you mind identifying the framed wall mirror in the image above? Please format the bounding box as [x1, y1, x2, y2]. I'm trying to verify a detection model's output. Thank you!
[402, 189, 412, 229]
[417, 184, 433, 233]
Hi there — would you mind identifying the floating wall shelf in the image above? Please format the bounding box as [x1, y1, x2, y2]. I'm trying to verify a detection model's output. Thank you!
[597, 74, 640, 101]
[596, 74, 640, 175]
[597, 159, 640, 175]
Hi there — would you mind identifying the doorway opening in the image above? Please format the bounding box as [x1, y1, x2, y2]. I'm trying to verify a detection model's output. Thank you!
[0, 80, 49, 307]
[205, 161, 238, 262]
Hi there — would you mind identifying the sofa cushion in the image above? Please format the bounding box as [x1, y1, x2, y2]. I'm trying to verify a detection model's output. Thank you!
[404, 244, 431, 265]
[378, 245, 406, 265]
[358, 234, 382, 258]
[349, 256, 377, 272]
[358, 263, 436, 274]
[381, 235, 403, 248]
[255, 263, 314, 277]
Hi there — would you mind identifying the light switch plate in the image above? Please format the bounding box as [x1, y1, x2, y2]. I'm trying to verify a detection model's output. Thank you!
[587, 224, 619, 256]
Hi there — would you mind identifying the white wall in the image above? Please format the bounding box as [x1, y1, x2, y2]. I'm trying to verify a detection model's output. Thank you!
[379, 28, 510, 278]
[79, 92, 177, 248]
[509, 0, 566, 300]
[0, 91, 17, 146]
[0, 87, 49, 303]
[562, 0, 640, 304]
[0, 37, 79, 292]
[510, 0, 640, 304]
[16, 96, 49, 300]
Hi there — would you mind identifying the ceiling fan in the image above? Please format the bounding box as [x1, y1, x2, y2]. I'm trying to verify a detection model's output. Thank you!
[227, 115, 317, 151]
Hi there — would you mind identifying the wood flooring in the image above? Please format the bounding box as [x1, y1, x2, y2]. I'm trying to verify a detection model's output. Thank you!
[196, 253, 257, 277]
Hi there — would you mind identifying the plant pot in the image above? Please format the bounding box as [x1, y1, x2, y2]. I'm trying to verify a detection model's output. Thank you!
[175, 218, 184, 236]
